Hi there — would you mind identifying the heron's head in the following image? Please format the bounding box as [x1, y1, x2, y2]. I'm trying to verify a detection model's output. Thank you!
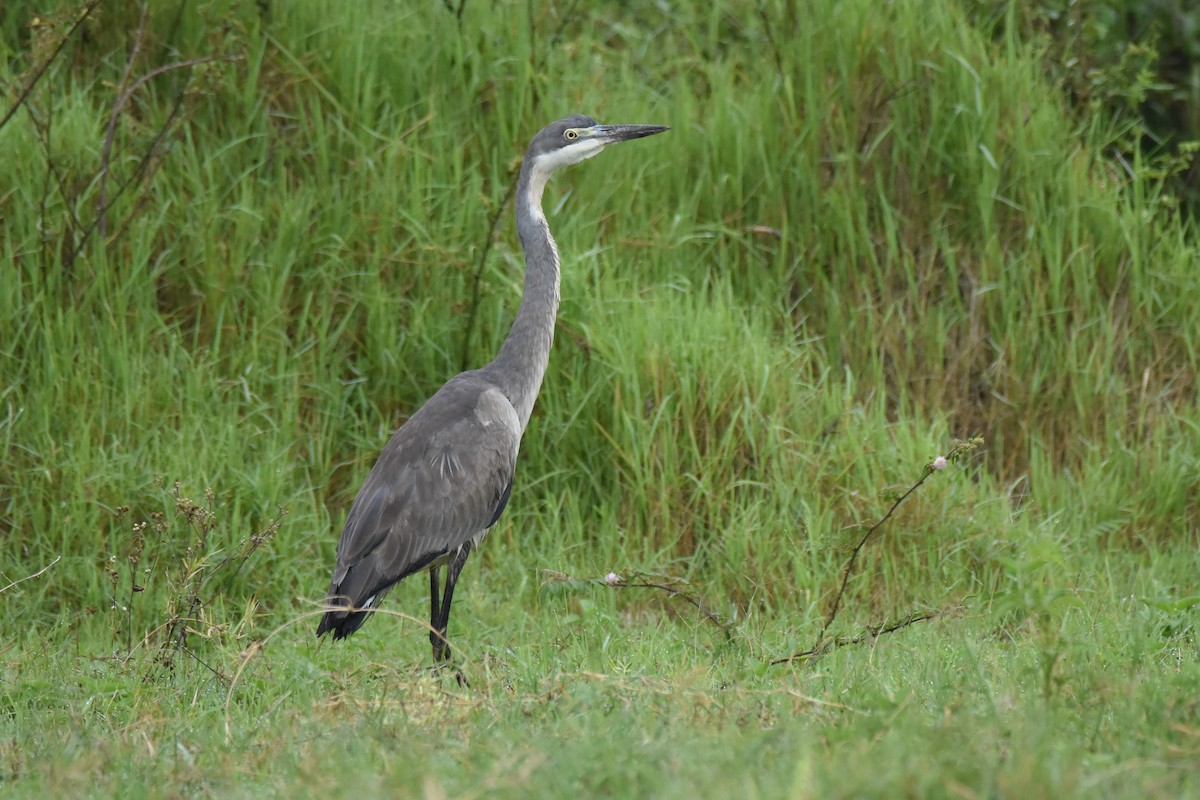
[526, 114, 669, 176]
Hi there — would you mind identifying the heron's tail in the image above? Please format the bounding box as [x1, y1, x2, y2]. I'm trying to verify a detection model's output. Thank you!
[315, 603, 372, 640]
[316, 585, 382, 640]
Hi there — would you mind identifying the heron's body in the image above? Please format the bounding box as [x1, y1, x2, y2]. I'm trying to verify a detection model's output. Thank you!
[316, 115, 667, 660]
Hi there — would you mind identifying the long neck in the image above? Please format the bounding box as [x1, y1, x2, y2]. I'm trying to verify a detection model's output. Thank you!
[484, 158, 561, 432]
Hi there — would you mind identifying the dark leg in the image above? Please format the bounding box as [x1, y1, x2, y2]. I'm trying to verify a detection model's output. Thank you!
[430, 542, 472, 663]
[428, 565, 442, 655]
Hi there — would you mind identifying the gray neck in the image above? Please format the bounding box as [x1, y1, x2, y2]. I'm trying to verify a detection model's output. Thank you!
[483, 157, 561, 431]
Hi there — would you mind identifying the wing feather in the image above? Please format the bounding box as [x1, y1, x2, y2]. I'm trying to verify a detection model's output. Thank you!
[317, 376, 520, 638]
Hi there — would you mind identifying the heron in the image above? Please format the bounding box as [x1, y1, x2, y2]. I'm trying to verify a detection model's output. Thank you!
[316, 114, 668, 664]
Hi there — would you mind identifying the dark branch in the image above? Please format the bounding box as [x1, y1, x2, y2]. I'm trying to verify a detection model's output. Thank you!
[771, 607, 959, 665]
[617, 577, 730, 637]
[67, 54, 239, 268]
[98, 3, 151, 237]
[0, 0, 105, 134]
[542, 569, 731, 638]
[811, 439, 980, 652]
[460, 175, 519, 371]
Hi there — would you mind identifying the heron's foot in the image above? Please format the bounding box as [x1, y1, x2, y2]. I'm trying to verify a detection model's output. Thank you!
[449, 662, 470, 689]
[428, 630, 468, 687]
[421, 658, 469, 689]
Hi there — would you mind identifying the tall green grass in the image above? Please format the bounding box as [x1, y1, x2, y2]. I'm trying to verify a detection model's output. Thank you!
[1, 0, 1197, 796]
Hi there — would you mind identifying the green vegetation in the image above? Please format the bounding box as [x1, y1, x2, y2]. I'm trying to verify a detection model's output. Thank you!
[2, 0, 1197, 796]
[994, 0, 1200, 213]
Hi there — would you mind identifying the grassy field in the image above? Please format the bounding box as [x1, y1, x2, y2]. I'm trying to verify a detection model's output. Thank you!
[2, 0, 1198, 796]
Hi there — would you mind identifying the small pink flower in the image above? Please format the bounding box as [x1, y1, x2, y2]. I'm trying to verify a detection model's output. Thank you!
[932, 456, 948, 471]
[605, 572, 621, 585]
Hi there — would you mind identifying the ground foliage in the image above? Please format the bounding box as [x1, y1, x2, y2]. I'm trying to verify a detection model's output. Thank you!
[1, 0, 1197, 797]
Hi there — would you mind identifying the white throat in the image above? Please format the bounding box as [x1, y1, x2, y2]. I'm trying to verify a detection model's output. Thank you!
[525, 140, 607, 218]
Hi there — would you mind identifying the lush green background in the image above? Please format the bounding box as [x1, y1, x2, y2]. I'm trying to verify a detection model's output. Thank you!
[1, 0, 1197, 796]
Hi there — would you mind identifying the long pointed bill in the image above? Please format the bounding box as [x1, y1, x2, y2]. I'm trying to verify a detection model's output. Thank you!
[591, 124, 670, 144]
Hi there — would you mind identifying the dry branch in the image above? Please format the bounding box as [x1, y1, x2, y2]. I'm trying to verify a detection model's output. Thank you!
[0, 0, 105, 133]
[771, 606, 962, 665]
[542, 569, 731, 637]
[810, 438, 982, 653]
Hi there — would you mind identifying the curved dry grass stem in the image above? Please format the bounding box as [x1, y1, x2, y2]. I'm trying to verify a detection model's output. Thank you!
[0, 554, 61, 595]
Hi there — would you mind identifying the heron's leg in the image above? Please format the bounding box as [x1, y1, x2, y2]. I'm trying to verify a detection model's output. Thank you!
[428, 565, 442, 655]
[431, 542, 472, 662]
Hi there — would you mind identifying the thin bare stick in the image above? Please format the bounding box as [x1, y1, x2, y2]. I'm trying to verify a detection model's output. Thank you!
[616, 577, 730, 635]
[0, 555, 62, 595]
[815, 473, 934, 644]
[460, 175, 519, 371]
[0, 0, 105, 133]
[66, 55, 239, 268]
[772, 607, 960, 665]
[542, 570, 730, 637]
[107, 56, 219, 139]
[811, 438, 981, 653]
[98, 3, 151, 237]
[88, 89, 189, 258]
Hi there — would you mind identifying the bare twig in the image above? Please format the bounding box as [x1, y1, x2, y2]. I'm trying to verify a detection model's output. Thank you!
[460, 175, 519, 371]
[0, 555, 62, 595]
[814, 474, 931, 644]
[771, 607, 961, 665]
[0, 0, 105, 134]
[811, 438, 982, 653]
[98, 3, 151, 237]
[543, 569, 731, 638]
[66, 54, 239, 269]
[23, 100, 82, 273]
[104, 55, 220, 146]
[458, 0, 585, 370]
[86, 89, 190, 263]
[616, 575, 730, 635]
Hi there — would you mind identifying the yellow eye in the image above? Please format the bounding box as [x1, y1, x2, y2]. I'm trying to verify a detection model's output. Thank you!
[564, 129, 578, 140]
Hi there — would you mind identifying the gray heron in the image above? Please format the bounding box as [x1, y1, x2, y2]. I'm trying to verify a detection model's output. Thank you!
[316, 115, 668, 664]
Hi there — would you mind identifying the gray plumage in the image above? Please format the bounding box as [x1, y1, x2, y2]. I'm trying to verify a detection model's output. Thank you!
[316, 114, 668, 661]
